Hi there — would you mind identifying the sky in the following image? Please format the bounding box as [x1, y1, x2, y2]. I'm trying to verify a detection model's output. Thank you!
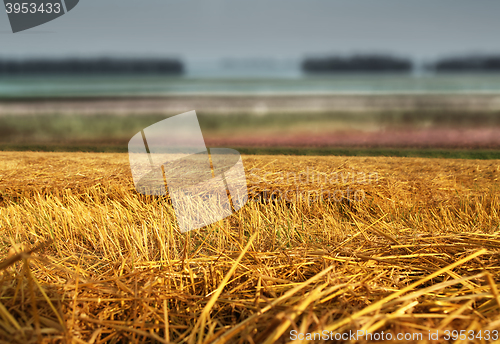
[1, 0, 500, 64]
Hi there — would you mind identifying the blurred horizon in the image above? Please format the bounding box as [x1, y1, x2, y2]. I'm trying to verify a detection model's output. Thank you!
[4, 54, 500, 97]
[3, 0, 500, 154]
[3, 0, 500, 87]
[4, 53, 500, 77]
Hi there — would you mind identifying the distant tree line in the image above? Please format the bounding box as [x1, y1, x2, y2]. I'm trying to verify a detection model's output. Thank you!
[0, 58, 184, 76]
[429, 55, 500, 73]
[303, 54, 500, 73]
[302, 55, 412, 73]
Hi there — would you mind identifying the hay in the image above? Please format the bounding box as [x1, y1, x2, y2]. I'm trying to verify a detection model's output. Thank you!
[0, 152, 499, 343]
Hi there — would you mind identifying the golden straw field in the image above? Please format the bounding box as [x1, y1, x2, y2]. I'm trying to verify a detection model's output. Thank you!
[1, 151, 500, 343]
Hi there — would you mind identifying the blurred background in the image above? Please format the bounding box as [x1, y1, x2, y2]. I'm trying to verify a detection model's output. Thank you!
[2, 0, 500, 158]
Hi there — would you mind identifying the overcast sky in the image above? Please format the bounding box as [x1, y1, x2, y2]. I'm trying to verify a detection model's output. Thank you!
[1, 0, 500, 63]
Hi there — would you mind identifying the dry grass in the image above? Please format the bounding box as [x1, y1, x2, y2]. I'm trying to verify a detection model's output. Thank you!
[0, 151, 500, 343]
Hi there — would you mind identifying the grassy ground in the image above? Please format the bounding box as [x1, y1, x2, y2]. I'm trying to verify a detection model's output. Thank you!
[2, 111, 500, 143]
[0, 152, 500, 343]
[2, 144, 500, 160]
[3, 112, 500, 160]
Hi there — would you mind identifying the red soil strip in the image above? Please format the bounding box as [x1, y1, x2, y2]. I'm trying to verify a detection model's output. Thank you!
[205, 127, 500, 149]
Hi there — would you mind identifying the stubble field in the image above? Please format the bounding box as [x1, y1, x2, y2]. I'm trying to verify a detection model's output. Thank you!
[0, 151, 500, 343]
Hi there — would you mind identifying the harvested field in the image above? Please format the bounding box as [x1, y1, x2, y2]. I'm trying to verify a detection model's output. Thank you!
[0, 151, 500, 343]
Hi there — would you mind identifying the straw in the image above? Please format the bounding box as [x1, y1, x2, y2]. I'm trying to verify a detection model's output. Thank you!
[0, 151, 499, 343]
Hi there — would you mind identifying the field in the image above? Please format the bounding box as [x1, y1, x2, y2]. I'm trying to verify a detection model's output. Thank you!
[1, 151, 500, 343]
[3, 95, 500, 159]
[3, 111, 500, 161]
